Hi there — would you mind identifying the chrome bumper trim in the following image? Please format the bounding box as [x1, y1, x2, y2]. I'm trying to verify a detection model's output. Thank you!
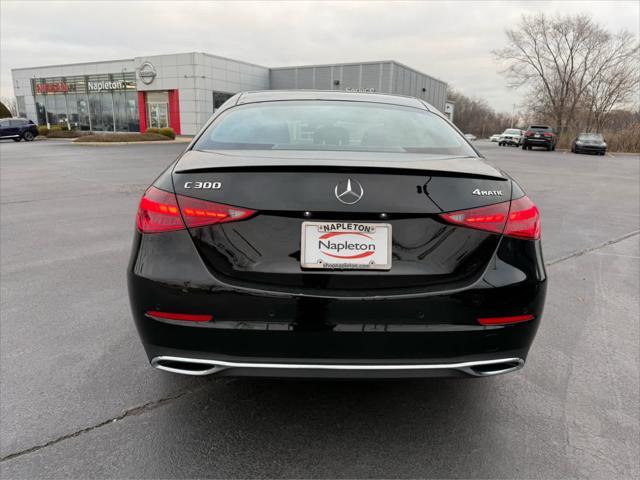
[150, 356, 524, 377]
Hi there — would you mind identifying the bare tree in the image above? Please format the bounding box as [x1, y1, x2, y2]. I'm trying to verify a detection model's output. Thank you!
[447, 90, 513, 136]
[1, 96, 18, 116]
[582, 31, 640, 131]
[494, 13, 639, 136]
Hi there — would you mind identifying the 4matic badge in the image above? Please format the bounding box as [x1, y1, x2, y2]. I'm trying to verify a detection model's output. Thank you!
[472, 188, 503, 196]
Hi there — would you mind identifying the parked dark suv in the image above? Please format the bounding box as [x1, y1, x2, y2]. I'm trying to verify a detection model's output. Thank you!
[0, 118, 38, 142]
[522, 125, 557, 151]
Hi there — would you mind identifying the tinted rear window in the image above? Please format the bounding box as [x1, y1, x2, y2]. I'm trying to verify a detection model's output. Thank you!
[529, 125, 552, 131]
[194, 101, 476, 156]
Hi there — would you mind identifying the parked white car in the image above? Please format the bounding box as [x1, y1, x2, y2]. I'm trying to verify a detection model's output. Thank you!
[464, 133, 477, 141]
[490, 134, 501, 142]
[499, 129, 523, 146]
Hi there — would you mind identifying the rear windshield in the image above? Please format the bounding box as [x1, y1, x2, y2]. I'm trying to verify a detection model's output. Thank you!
[529, 125, 552, 131]
[578, 133, 603, 140]
[194, 101, 476, 155]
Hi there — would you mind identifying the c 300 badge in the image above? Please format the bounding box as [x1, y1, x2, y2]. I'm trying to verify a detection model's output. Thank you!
[184, 181, 222, 190]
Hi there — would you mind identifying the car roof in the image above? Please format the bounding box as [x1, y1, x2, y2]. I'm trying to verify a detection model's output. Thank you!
[235, 90, 430, 110]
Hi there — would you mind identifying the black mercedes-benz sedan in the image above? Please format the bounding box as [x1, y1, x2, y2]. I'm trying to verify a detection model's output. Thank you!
[128, 90, 546, 379]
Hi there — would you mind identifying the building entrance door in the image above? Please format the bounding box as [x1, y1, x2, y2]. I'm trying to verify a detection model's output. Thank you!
[146, 91, 170, 129]
[147, 102, 168, 128]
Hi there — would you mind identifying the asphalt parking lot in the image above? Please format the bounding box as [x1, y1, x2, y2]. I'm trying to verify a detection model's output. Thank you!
[1, 139, 638, 479]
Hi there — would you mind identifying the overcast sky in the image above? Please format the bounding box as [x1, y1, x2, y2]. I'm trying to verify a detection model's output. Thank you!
[1, 0, 638, 112]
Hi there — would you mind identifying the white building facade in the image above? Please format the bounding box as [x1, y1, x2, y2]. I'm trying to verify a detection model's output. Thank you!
[12, 53, 447, 136]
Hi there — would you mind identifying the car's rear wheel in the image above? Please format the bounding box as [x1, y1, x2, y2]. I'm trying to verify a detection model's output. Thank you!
[22, 131, 34, 142]
[522, 144, 527, 150]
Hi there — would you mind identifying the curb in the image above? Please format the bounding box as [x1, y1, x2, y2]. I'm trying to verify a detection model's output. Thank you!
[71, 138, 193, 146]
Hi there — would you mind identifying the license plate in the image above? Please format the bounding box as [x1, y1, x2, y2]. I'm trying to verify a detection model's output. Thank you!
[300, 221, 392, 270]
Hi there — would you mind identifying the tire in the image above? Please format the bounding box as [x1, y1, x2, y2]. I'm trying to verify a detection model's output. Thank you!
[551, 145, 556, 151]
[22, 131, 34, 142]
[522, 144, 527, 150]
[12, 137, 21, 142]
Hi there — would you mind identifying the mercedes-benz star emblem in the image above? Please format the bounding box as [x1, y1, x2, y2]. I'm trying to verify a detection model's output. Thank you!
[335, 178, 364, 205]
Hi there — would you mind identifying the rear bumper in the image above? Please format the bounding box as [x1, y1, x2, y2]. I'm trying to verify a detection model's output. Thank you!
[575, 146, 606, 154]
[523, 138, 553, 146]
[127, 228, 546, 378]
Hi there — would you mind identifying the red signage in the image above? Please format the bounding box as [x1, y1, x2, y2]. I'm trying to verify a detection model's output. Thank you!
[35, 83, 69, 94]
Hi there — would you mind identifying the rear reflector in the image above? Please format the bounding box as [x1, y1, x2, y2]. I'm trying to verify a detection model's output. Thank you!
[136, 186, 256, 233]
[439, 196, 540, 239]
[478, 314, 534, 325]
[146, 311, 212, 322]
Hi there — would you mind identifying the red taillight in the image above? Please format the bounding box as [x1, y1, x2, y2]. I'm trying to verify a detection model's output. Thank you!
[177, 195, 255, 228]
[478, 314, 534, 325]
[543, 132, 552, 137]
[439, 196, 540, 239]
[440, 201, 509, 234]
[504, 196, 540, 239]
[146, 310, 212, 322]
[525, 130, 533, 136]
[136, 187, 256, 233]
[136, 186, 184, 233]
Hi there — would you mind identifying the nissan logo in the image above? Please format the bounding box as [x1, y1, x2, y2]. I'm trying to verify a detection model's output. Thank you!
[138, 61, 157, 85]
[335, 178, 364, 205]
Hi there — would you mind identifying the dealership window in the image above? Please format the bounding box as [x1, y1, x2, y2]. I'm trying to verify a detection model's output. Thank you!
[213, 91, 233, 111]
[35, 99, 46, 125]
[65, 93, 79, 130]
[44, 94, 67, 127]
[31, 73, 138, 132]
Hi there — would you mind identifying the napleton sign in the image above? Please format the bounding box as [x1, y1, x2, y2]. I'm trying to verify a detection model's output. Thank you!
[87, 80, 131, 92]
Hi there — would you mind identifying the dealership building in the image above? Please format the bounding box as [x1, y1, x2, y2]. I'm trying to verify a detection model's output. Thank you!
[11, 52, 448, 136]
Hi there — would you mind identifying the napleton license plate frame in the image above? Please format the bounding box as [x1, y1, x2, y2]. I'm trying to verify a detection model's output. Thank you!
[300, 221, 392, 270]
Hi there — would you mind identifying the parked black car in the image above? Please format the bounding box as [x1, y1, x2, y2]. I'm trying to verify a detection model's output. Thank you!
[522, 125, 557, 151]
[128, 90, 546, 379]
[0, 118, 38, 141]
[571, 133, 607, 155]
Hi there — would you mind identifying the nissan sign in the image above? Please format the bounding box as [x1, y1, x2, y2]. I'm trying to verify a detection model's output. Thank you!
[138, 61, 157, 85]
